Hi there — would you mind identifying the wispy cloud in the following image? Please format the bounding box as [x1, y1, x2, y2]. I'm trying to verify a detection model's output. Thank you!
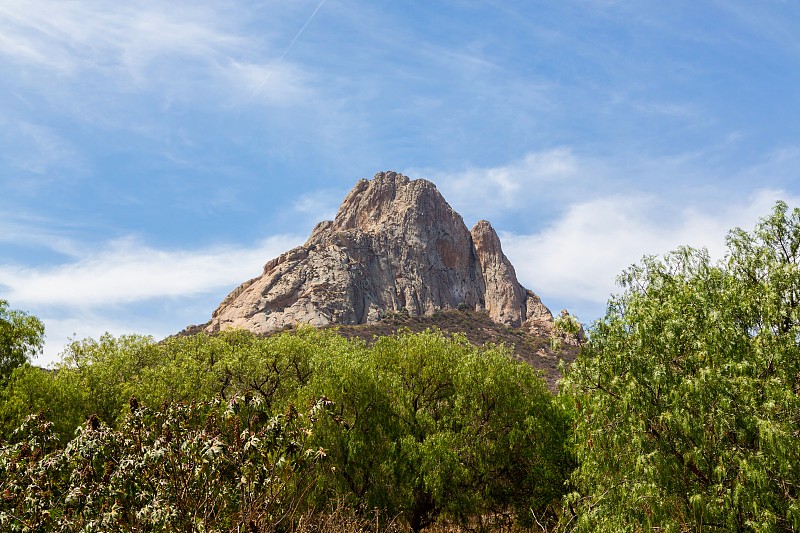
[0, 212, 87, 258]
[417, 137, 800, 233]
[0, 0, 314, 106]
[0, 1, 233, 74]
[712, 1, 800, 55]
[737, 145, 800, 188]
[415, 148, 581, 220]
[227, 61, 312, 106]
[292, 188, 345, 222]
[0, 120, 89, 185]
[0, 233, 305, 364]
[417, 144, 800, 323]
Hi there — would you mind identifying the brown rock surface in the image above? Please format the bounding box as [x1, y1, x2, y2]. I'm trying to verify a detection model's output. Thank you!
[207, 171, 554, 335]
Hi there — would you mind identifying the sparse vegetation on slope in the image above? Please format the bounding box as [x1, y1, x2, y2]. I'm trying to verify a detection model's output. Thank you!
[333, 308, 578, 392]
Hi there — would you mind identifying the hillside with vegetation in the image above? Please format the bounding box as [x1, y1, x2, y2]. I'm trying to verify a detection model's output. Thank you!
[332, 308, 580, 392]
[1, 201, 800, 531]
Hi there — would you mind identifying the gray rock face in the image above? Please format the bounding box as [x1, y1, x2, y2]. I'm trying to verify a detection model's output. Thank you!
[207, 172, 553, 334]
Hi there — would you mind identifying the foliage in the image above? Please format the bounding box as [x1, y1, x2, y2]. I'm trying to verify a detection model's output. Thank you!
[0, 300, 44, 383]
[0, 364, 88, 441]
[551, 311, 583, 351]
[1, 327, 570, 530]
[305, 329, 571, 531]
[562, 201, 800, 532]
[1, 329, 319, 441]
[0, 395, 331, 532]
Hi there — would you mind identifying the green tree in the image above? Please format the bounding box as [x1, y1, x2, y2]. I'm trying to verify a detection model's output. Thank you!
[562, 202, 800, 531]
[1, 325, 573, 530]
[1, 328, 319, 441]
[0, 300, 44, 382]
[0, 364, 88, 440]
[56, 333, 160, 426]
[306, 329, 570, 531]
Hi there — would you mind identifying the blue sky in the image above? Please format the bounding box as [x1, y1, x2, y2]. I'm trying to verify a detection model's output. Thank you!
[2, 0, 800, 364]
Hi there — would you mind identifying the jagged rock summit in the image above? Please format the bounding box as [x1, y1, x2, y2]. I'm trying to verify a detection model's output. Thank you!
[207, 172, 553, 335]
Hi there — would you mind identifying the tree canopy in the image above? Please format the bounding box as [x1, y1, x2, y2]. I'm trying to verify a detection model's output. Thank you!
[6, 201, 800, 531]
[563, 201, 800, 531]
[0, 300, 44, 382]
[1, 327, 570, 531]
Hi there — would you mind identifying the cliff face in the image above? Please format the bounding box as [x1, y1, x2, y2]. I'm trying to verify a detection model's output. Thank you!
[207, 171, 553, 334]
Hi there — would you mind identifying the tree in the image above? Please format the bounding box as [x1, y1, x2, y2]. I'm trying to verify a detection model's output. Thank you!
[1, 328, 321, 442]
[0, 300, 44, 383]
[0, 364, 88, 441]
[306, 329, 571, 531]
[562, 202, 800, 531]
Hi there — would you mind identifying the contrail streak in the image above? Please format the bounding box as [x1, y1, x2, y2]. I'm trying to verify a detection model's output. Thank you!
[249, 0, 327, 97]
[280, 0, 327, 62]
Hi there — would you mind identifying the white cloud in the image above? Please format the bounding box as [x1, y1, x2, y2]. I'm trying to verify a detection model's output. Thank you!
[501, 189, 800, 320]
[0, 213, 84, 257]
[0, 1, 229, 74]
[226, 60, 312, 106]
[0, 234, 303, 308]
[0, 121, 88, 182]
[0, 0, 313, 106]
[417, 148, 581, 218]
[407, 144, 800, 324]
[417, 141, 800, 234]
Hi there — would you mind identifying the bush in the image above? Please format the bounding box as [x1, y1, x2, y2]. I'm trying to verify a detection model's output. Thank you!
[0, 300, 44, 383]
[0, 395, 331, 532]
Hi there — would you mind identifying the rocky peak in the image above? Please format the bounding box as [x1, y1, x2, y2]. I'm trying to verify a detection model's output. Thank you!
[470, 220, 527, 327]
[207, 172, 553, 335]
[308, 171, 467, 247]
[328, 171, 442, 233]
